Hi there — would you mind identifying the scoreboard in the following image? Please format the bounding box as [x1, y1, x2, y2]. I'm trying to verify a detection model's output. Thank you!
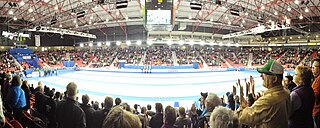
[145, 0, 173, 31]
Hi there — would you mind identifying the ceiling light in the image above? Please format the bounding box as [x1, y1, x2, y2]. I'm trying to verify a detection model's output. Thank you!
[287, 7, 291, 11]
[28, 8, 33, 12]
[282, 37, 285, 40]
[294, 0, 299, 4]
[299, 14, 303, 19]
[269, 19, 272, 22]
[44, 0, 49, 2]
[242, 19, 245, 23]
[19, 1, 25, 6]
[116, 11, 119, 15]
[189, 16, 192, 19]
[240, 24, 243, 27]
[89, 43, 93, 47]
[59, 24, 62, 27]
[90, 16, 93, 19]
[54, 5, 58, 10]
[305, 8, 309, 12]
[274, 11, 278, 15]
[73, 19, 77, 23]
[106, 18, 109, 22]
[13, 17, 17, 21]
[290, 37, 292, 39]
[106, 42, 110, 46]
[228, 21, 231, 25]
[136, 40, 142, 45]
[275, 38, 277, 40]
[298, 36, 301, 39]
[8, 10, 13, 15]
[225, 15, 228, 19]
[210, 18, 213, 22]
[75, 24, 78, 27]
[245, 12, 248, 16]
[89, 21, 92, 24]
[116, 41, 121, 46]
[31, 18, 35, 21]
[80, 43, 84, 47]
[97, 42, 102, 46]
[125, 16, 128, 20]
[261, 5, 265, 10]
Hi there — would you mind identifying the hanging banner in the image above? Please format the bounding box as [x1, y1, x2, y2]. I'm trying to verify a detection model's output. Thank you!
[35, 35, 40, 46]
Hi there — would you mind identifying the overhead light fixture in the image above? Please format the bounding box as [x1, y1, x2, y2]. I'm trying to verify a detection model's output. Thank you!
[275, 38, 277, 40]
[274, 11, 278, 15]
[73, 19, 77, 23]
[106, 42, 110, 46]
[245, 12, 248, 16]
[31, 18, 35, 21]
[54, 5, 58, 10]
[282, 37, 285, 40]
[316, 35, 319, 38]
[19, 1, 25, 6]
[242, 19, 245, 23]
[225, 15, 228, 19]
[290, 37, 292, 39]
[287, 7, 291, 11]
[261, 5, 265, 10]
[228, 21, 231, 25]
[8, 10, 13, 15]
[80, 43, 84, 47]
[240, 24, 243, 27]
[28, 8, 33, 12]
[97, 42, 102, 46]
[89, 21, 92, 24]
[125, 16, 128, 20]
[44, 0, 49, 2]
[298, 36, 301, 39]
[13, 17, 17, 21]
[299, 14, 303, 19]
[210, 18, 213, 21]
[90, 16, 93, 19]
[75, 24, 78, 27]
[305, 8, 309, 12]
[294, 0, 299, 4]
[89, 43, 93, 47]
[269, 19, 272, 22]
[136, 40, 142, 45]
[106, 18, 109, 22]
[59, 24, 62, 27]
[189, 16, 192, 19]
[116, 41, 121, 46]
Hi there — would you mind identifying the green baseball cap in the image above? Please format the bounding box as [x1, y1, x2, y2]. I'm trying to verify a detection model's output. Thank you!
[257, 59, 284, 75]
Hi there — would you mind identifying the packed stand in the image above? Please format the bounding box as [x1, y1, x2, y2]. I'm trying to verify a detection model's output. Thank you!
[145, 46, 173, 65]
[117, 47, 144, 65]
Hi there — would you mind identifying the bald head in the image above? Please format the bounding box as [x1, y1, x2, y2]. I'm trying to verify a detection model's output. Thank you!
[66, 82, 78, 98]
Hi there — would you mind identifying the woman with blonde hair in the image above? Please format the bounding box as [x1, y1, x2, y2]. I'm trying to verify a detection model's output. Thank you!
[103, 106, 141, 128]
[289, 65, 315, 128]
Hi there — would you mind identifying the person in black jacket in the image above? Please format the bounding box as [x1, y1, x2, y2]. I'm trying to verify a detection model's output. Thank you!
[93, 96, 113, 128]
[21, 80, 31, 111]
[56, 82, 86, 128]
[80, 94, 95, 128]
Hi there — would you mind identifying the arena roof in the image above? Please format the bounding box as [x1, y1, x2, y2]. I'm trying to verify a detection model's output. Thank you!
[1, 0, 320, 45]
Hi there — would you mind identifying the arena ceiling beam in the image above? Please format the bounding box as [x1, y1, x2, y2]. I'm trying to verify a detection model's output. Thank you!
[191, 1, 220, 33]
[215, 0, 295, 35]
[100, 4, 127, 36]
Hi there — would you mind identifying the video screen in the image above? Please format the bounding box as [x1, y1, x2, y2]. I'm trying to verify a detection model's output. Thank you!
[146, 10, 171, 25]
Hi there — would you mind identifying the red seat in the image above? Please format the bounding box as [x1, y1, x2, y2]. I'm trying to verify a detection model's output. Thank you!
[5, 118, 14, 128]
[9, 120, 23, 128]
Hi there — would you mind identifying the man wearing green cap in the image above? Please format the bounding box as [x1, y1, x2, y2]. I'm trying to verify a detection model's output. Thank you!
[238, 59, 290, 128]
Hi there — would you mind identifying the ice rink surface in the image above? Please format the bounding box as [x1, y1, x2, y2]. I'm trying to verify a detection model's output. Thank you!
[26, 70, 294, 108]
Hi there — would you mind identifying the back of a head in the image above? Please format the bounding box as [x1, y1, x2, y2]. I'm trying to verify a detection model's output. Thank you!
[104, 96, 113, 110]
[115, 97, 122, 105]
[120, 102, 131, 112]
[155, 103, 163, 113]
[206, 93, 222, 111]
[285, 75, 293, 82]
[66, 82, 77, 98]
[147, 104, 152, 110]
[11, 75, 21, 87]
[209, 106, 236, 128]
[103, 106, 141, 128]
[178, 107, 186, 117]
[82, 94, 90, 105]
[164, 106, 177, 126]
